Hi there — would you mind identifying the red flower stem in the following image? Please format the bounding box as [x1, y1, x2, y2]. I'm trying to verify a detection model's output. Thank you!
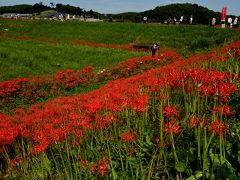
[170, 132, 178, 163]
[204, 127, 207, 151]
[220, 136, 223, 164]
[106, 141, 117, 180]
[202, 133, 214, 176]
[159, 103, 164, 160]
[197, 127, 201, 160]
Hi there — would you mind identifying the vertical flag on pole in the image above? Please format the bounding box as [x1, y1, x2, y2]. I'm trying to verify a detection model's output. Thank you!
[221, 7, 227, 21]
[221, 7, 227, 28]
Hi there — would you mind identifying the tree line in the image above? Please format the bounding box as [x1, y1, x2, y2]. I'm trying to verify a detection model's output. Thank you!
[0, 3, 236, 25]
[112, 3, 225, 25]
[0, 3, 100, 18]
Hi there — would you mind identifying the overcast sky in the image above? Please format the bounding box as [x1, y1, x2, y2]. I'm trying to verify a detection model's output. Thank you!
[0, 0, 239, 16]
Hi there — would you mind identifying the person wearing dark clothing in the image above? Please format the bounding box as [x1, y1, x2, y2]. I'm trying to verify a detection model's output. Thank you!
[151, 43, 159, 56]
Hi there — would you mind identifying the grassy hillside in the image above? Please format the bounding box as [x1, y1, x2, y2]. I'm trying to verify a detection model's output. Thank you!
[0, 39, 145, 81]
[141, 3, 220, 24]
[1, 19, 240, 56]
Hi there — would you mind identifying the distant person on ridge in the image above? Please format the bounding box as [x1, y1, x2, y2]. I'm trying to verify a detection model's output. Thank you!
[173, 17, 177, 24]
[190, 15, 193, 24]
[151, 43, 159, 57]
[233, 17, 238, 28]
[143, 16, 147, 24]
[211, 18, 216, 27]
[228, 17, 233, 28]
[180, 16, 184, 24]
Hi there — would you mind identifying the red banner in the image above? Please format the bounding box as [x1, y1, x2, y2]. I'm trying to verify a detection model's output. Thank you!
[221, 7, 227, 21]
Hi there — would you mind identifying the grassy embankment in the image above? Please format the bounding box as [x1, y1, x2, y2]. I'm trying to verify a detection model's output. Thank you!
[1, 19, 240, 54]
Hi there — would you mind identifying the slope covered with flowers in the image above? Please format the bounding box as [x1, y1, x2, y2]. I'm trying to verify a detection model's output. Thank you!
[0, 51, 182, 111]
[0, 41, 240, 179]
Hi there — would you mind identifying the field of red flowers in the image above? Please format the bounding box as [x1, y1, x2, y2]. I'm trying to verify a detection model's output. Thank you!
[0, 38, 240, 179]
[0, 51, 180, 112]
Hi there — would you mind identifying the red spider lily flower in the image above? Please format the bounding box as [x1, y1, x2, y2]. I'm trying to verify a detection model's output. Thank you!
[0, 126, 19, 145]
[73, 129, 83, 138]
[163, 105, 178, 118]
[222, 105, 233, 116]
[48, 128, 64, 142]
[10, 158, 25, 168]
[132, 94, 149, 112]
[189, 116, 208, 128]
[164, 120, 180, 134]
[211, 121, 228, 136]
[212, 106, 220, 113]
[98, 158, 109, 177]
[33, 130, 46, 142]
[79, 116, 93, 130]
[212, 105, 233, 116]
[105, 113, 116, 124]
[122, 131, 137, 143]
[94, 115, 109, 129]
[79, 158, 87, 168]
[10, 159, 17, 167]
[32, 140, 49, 154]
[217, 82, 237, 98]
[84, 98, 102, 114]
[200, 84, 216, 96]
[89, 163, 97, 173]
[189, 116, 200, 128]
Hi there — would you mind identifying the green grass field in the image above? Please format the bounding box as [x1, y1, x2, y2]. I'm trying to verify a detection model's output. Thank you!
[1, 19, 240, 82]
[1, 19, 240, 51]
[0, 38, 146, 81]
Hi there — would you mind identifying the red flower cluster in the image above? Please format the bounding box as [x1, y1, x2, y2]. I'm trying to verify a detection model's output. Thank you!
[0, 52, 173, 108]
[200, 82, 237, 101]
[163, 105, 178, 118]
[212, 105, 233, 116]
[0, 113, 19, 145]
[97, 158, 109, 177]
[0, 77, 29, 96]
[189, 116, 200, 128]
[81, 157, 109, 177]
[164, 120, 180, 134]
[211, 121, 228, 136]
[122, 131, 137, 143]
[189, 116, 208, 128]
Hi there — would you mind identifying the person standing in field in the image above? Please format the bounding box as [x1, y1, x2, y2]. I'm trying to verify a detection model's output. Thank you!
[143, 16, 147, 24]
[151, 43, 159, 57]
[173, 17, 177, 24]
[227, 17, 233, 28]
[211, 18, 216, 27]
[58, 14, 64, 21]
[180, 16, 184, 24]
[233, 17, 238, 28]
[190, 15, 193, 24]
